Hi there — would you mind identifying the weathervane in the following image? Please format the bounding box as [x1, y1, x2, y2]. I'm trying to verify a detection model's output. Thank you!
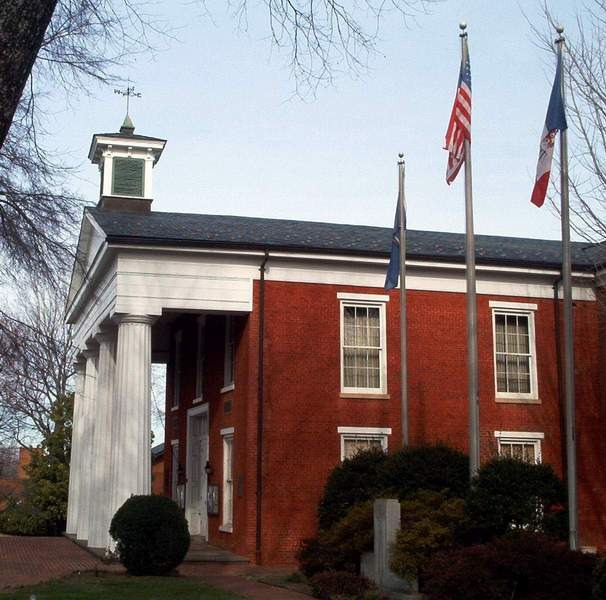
[114, 79, 142, 116]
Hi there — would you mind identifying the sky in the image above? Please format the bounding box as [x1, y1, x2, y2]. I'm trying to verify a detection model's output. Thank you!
[48, 0, 582, 242]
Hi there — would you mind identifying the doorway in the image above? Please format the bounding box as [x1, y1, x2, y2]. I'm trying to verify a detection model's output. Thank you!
[186, 404, 209, 538]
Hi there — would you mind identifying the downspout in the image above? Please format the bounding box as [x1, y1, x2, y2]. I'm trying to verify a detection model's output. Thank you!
[255, 250, 269, 564]
[553, 276, 567, 475]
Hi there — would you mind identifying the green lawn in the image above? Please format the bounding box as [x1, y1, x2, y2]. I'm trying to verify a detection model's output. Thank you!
[0, 573, 245, 600]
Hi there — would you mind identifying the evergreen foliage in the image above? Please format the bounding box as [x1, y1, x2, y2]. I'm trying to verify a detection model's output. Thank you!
[377, 444, 469, 500]
[109, 494, 190, 575]
[422, 533, 596, 600]
[390, 490, 468, 581]
[0, 393, 72, 535]
[298, 501, 374, 577]
[317, 449, 387, 531]
[466, 457, 567, 541]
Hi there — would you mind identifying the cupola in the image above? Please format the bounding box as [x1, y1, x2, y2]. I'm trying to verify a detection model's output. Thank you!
[88, 115, 166, 212]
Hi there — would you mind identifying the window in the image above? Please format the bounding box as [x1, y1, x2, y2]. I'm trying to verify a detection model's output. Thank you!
[172, 331, 182, 410]
[490, 302, 538, 401]
[338, 427, 391, 461]
[222, 317, 235, 392]
[194, 317, 205, 402]
[171, 440, 179, 500]
[112, 157, 144, 197]
[494, 431, 543, 464]
[338, 293, 388, 395]
[220, 428, 234, 532]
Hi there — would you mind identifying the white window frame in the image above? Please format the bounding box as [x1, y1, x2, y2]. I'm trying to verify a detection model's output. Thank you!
[194, 316, 206, 403]
[494, 431, 544, 464]
[170, 439, 179, 501]
[338, 293, 389, 396]
[337, 426, 391, 461]
[221, 317, 235, 393]
[219, 427, 234, 533]
[490, 301, 539, 402]
[172, 330, 182, 411]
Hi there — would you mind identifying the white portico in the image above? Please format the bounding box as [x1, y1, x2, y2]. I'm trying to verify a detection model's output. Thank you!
[65, 118, 254, 551]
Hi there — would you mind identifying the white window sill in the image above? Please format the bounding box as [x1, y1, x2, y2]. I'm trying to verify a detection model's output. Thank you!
[219, 524, 233, 533]
[496, 394, 540, 404]
[220, 383, 235, 394]
[192, 395, 204, 404]
[340, 392, 390, 400]
[170, 405, 179, 412]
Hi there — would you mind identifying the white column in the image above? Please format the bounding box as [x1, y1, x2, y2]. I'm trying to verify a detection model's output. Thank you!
[109, 315, 154, 530]
[76, 347, 98, 541]
[88, 331, 117, 550]
[65, 360, 86, 535]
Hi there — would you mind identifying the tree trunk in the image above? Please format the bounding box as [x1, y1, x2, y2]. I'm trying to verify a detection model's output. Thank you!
[0, 0, 58, 151]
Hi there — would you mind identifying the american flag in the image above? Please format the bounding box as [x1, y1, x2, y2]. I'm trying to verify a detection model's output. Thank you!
[444, 40, 472, 184]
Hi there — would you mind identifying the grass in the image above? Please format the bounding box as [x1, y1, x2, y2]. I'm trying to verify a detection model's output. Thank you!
[0, 572, 245, 600]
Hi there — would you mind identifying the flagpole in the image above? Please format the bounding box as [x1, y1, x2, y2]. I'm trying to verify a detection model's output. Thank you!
[398, 153, 408, 447]
[460, 22, 480, 477]
[555, 25, 578, 551]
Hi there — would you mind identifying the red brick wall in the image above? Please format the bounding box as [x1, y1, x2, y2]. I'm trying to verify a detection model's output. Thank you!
[165, 279, 606, 563]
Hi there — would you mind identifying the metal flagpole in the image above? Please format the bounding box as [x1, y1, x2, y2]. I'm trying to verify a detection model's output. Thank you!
[555, 25, 578, 551]
[398, 153, 408, 447]
[460, 23, 480, 477]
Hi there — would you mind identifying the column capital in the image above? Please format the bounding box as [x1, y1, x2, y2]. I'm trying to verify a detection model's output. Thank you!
[73, 358, 86, 372]
[113, 314, 156, 326]
[95, 329, 116, 344]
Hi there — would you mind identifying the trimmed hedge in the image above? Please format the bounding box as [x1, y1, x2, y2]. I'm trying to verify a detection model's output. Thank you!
[109, 495, 190, 575]
[378, 444, 469, 500]
[390, 490, 468, 581]
[317, 444, 469, 532]
[317, 449, 387, 531]
[594, 555, 606, 600]
[422, 533, 596, 600]
[309, 571, 379, 600]
[466, 457, 567, 541]
[298, 501, 374, 577]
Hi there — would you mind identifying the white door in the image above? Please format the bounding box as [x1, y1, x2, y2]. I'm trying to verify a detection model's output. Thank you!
[187, 413, 208, 538]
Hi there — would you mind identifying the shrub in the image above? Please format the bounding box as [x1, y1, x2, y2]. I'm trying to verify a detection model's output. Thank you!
[298, 501, 374, 577]
[109, 495, 190, 575]
[378, 444, 469, 501]
[309, 571, 378, 600]
[466, 457, 567, 541]
[390, 490, 468, 581]
[0, 497, 47, 536]
[318, 449, 387, 530]
[594, 555, 606, 600]
[422, 532, 596, 600]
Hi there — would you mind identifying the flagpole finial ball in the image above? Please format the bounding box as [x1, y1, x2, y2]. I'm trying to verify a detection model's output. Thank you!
[555, 25, 564, 34]
[459, 21, 467, 31]
[398, 152, 404, 159]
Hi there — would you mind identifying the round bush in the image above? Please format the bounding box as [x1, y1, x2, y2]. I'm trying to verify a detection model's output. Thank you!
[309, 570, 378, 600]
[422, 533, 596, 600]
[390, 490, 468, 581]
[466, 457, 567, 541]
[378, 444, 469, 500]
[317, 448, 387, 530]
[109, 495, 190, 575]
[298, 501, 374, 577]
[593, 555, 606, 600]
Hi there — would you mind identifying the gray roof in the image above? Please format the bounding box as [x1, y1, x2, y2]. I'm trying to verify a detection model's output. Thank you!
[88, 208, 603, 271]
[151, 443, 164, 459]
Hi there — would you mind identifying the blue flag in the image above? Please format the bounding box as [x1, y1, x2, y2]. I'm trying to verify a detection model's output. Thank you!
[384, 201, 401, 290]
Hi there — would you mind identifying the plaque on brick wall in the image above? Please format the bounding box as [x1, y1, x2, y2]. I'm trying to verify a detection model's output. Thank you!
[207, 485, 219, 515]
[224, 399, 232, 413]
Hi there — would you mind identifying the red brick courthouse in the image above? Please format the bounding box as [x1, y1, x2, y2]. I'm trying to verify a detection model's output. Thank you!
[66, 120, 606, 563]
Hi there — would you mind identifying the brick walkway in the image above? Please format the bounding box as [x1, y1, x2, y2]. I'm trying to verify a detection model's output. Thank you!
[0, 536, 120, 590]
[0, 536, 310, 599]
